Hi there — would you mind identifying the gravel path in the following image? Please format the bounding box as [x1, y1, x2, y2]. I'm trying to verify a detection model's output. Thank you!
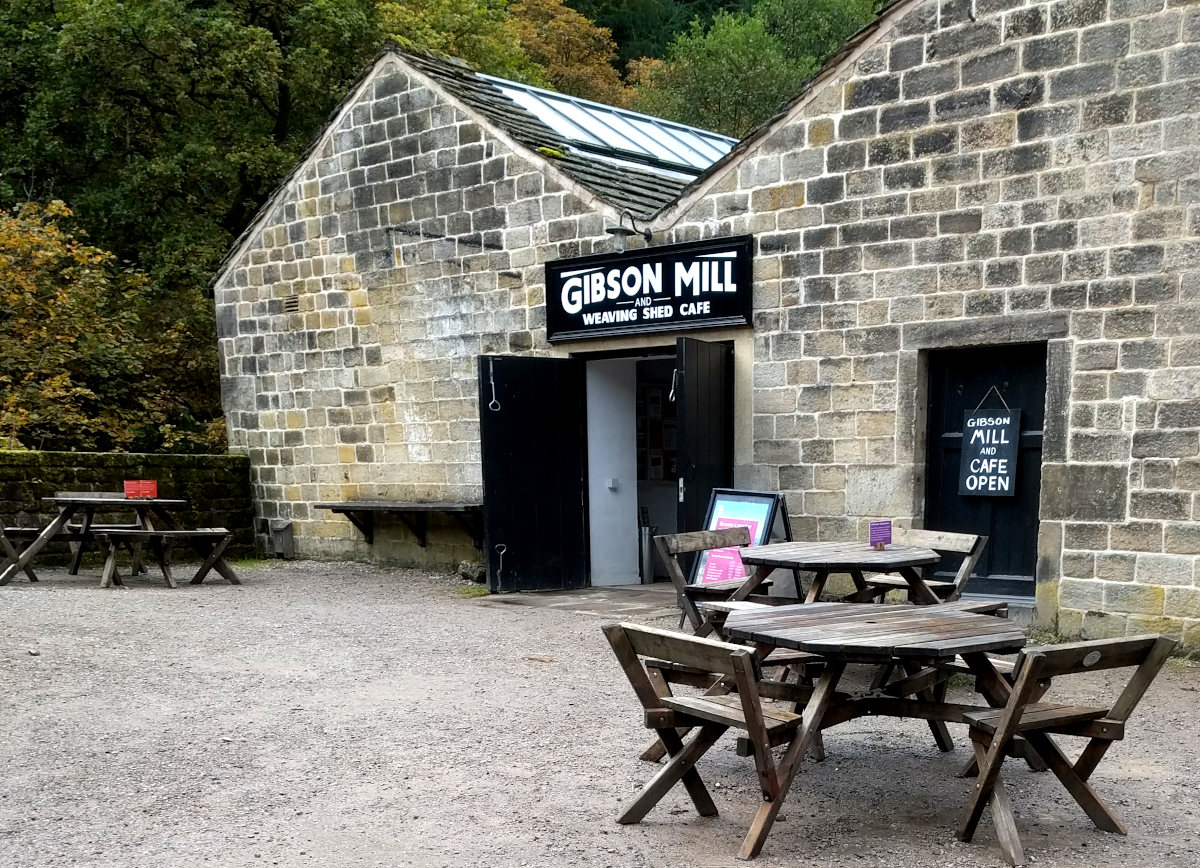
[2, 562, 1198, 868]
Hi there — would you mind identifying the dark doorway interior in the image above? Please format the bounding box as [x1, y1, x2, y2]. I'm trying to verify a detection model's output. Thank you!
[636, 357, 678, 575]
[925, 343, 1047, 598]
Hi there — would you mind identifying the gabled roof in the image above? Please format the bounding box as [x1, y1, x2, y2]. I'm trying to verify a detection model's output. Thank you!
[401, 51, 733, 218]
[209, 46, 736, 295]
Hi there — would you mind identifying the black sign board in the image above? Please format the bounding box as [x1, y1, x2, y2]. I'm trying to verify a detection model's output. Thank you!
[959, 409, 1021, 496]
[545, 235, 753, 342]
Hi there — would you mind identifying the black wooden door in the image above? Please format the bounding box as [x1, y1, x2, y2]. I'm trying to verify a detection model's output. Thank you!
[925, 343, 1046, 597]
[478, 355, 588, 591]
[674, 337, 733, 534]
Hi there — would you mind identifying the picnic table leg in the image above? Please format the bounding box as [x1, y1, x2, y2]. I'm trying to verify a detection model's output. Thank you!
[618, 723, 724, 824]
[969, 740, 1025, 867]
[804, 570, 830, 603]
[639, 668, 688, 762]
[728, 565, 774, 602]
[189, 535, 241, 585]
[899, 566, 942, 605]
[131, 506, 161, 575]
[149, 505, 182, 530]
[0, 528, 39, 582]
[100, 541, 121, 588]
[960, 653, 1048, 775]
[152, 537, 177, 588]
[738, 661, 845, 860]
[901, 661, 954, 752]
[68, 507, 96, 575]
[0, 508, 76, 585]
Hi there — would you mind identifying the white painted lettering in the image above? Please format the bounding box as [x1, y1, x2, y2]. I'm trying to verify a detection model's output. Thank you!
[675, 262, 700, 297]
[561, 277, 583, 314]
[642, 263, 662, 295]
[606, 269, 621, 300]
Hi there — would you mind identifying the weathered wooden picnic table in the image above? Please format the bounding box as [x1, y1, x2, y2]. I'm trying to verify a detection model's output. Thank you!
[0, 494, 239, 587]
[720, 601, 1027, 859]
[736, 539, 943, 604]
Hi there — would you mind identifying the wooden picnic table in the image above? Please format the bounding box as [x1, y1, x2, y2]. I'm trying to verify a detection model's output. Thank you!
[721, 601, 1027, 859]
[0, 494, 239, 587]
[737, 539, 943, 604]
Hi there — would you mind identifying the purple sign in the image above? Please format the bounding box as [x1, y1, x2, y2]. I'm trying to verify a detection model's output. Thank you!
[869, 520, 892, 547]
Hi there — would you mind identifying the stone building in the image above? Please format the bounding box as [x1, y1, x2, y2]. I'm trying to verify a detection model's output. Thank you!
[211, 0, 1200, 647]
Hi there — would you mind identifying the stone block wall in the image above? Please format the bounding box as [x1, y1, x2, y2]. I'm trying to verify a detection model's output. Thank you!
[214, 1, 1199, 644]
[212, 57, 618, 565]
[658, 0, 1199, 642]
[0, 451, 254, 558]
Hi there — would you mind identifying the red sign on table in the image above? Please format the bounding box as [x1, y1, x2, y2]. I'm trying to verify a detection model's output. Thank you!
[123, 480, 158, 498]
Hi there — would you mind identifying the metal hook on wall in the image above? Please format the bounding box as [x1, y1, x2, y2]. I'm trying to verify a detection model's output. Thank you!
[493, 543, 507, 587]
[487, 359, 502, 411]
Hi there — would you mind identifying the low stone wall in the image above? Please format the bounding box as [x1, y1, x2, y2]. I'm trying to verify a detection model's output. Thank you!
[0, 451, 254, 559]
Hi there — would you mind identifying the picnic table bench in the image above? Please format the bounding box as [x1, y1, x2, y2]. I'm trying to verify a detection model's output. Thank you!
[97, 527, 240, 588]
[315, 501, 483, 548]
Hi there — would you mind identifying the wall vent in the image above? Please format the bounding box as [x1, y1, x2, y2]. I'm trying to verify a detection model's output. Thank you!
[282, 295, 301, 313]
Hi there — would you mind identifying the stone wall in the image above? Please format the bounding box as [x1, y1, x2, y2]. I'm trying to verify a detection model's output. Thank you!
[0, 451, 254, 558]
[659, 0, 1199, 642]
[214, 0, 1200, 644]
[213, 57, 621, 566]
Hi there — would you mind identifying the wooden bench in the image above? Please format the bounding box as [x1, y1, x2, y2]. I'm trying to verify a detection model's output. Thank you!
[315, 501, 483, 548]
[96, 528, 240, 588]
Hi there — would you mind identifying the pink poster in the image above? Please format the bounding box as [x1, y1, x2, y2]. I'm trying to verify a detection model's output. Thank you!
[697, 516, 761, 584]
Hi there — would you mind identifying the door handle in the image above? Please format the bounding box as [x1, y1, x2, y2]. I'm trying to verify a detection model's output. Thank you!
[678, 477, 684, 503]
[668, 368, 680, 402]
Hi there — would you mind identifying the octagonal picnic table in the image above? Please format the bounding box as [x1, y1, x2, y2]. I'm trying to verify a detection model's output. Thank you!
[720, 601, 1027, 859]
[735, 539, 943, 604]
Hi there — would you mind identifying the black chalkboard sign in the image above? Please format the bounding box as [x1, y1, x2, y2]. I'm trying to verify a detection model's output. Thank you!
[959, 409, 1021, 496]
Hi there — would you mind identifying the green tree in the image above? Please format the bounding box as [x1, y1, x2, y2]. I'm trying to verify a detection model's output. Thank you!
[630, 0, 876, 137]
[755, 0, 876, 64]
[380, 0, 546, 84]
[568, 1, 752, 71]
[632, 11, 808, 138]
[512, 0, 632, 105]
[0, 1, 382, 452]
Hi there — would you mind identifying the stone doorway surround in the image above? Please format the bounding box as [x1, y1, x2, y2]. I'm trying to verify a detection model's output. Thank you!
[898, 312, 1070, 628]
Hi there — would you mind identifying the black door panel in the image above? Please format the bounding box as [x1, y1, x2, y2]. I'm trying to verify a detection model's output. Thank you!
[925, 344, 1046, 597]
[478, 355, 588, 591]
[674, 337, 733, 534]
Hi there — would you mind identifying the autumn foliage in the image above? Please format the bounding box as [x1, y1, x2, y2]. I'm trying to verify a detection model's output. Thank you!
[0, 1, 877, 454]
[0, 203, 224, 453]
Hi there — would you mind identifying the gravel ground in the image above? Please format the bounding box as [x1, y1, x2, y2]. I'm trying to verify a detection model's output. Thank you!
[1, 562, 1198, 868]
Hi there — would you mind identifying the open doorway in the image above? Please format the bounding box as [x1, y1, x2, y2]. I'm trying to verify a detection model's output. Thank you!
[584, 338, 733, 587]
[477, 338, 733, 591]
[584, 354, 675, 586]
